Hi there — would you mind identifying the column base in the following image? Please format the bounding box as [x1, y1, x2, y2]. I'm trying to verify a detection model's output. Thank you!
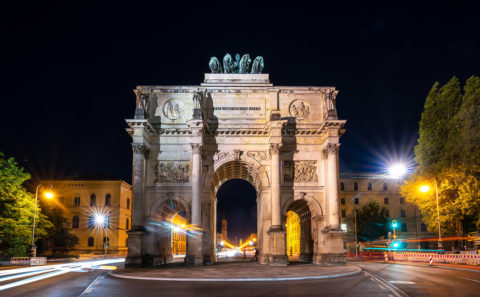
[268, 254, 288, 266]
[267, 226, 287, 266]
[125, 230, 144, 268]
[313, 253, 346, 265]
[184, 255, 204, 266]
[125, 256, 143, 268]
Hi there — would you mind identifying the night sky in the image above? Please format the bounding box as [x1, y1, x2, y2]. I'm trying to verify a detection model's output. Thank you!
[1, 1, 479, 239]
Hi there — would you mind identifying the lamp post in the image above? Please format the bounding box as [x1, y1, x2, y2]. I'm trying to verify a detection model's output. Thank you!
[420, 180, 443, 249]
[94, 214, 106, 254]
[31, 184, 54, 258]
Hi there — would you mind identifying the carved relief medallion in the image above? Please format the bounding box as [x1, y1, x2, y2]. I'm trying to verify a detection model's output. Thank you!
[284, 161, 318, 182]
[163, 100, 184, 120]
[289, 100, 310, 119]
[155, 161, 190, 183]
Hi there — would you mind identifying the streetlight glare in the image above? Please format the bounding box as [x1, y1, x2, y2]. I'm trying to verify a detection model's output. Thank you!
[388, 163, 408, 179]
[44, 191, 54, 199]
[419, 185, 430, 193]
[94, 214, 105, 225]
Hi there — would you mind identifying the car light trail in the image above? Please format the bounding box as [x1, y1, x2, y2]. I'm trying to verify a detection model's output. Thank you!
[0, 258, 125, 292]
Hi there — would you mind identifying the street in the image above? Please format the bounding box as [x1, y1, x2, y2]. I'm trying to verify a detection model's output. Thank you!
[2, 261, 480, 297]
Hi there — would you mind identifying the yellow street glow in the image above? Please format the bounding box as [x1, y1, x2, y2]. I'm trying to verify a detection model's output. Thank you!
[419, 185, 430, 193]
[99, 266, 117, 270]
[44, 192, 54, 199]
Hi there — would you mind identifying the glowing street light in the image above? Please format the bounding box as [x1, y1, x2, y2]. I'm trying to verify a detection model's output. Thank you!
[419, 180, 443, 249]
[94, 214, 106, 226]
[31, 184, 54, 257]
[388, 163, 408, 179]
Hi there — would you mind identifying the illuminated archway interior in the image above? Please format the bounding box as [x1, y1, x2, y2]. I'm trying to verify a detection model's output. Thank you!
[286, 211, 300, 257]
[171, 213, 187, 256]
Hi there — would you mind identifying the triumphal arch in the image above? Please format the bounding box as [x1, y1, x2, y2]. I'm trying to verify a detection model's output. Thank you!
[125, 54, 346, 267]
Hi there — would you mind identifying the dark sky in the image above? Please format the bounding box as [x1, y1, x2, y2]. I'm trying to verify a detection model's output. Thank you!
[1, 1, 479, 237]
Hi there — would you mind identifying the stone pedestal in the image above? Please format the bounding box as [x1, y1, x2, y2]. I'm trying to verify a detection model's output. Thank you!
[125, 230, 144, 268]
[313, 229, 346, 265]
[267, 227, 288, 266]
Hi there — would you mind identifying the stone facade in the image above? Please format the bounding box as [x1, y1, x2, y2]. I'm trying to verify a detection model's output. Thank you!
[125, 73, 347, 267]
[339, 173, 435, 250]
[40, 180, 132, 255]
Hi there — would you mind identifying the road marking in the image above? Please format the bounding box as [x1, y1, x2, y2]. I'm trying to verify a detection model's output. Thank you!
[458, 277, 480, 283]
[79, 274, 105, 296]
[389, 281, 415, 285]
[363, 271, 409, 297]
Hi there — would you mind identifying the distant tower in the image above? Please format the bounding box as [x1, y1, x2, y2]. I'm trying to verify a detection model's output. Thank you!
[221, 213, 228, 242]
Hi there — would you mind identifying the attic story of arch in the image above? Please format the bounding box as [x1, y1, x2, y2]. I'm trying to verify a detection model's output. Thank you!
[125, 55, 347, 267]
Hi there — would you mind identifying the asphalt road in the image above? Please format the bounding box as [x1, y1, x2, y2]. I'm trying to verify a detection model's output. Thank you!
[2, 261, 480, 297]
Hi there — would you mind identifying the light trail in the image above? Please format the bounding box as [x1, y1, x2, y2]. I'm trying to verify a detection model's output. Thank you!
[0, 258, 125, 292]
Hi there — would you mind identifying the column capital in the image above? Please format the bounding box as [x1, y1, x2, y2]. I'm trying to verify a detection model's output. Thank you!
[131, 143, 149, 158]
[322, 143, 340, 158]
[191, 143, 203, 154]
[269, 143, 282, 155]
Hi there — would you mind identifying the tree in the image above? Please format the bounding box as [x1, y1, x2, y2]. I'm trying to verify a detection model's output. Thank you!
[0, 152, 52, 257]
[403, 76, 480, 239]
[39, 207, 79, 255]
[356, 200, 389, 242]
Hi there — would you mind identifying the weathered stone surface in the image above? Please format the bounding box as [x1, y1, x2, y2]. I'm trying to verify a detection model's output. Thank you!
[125, 72, 347, 268]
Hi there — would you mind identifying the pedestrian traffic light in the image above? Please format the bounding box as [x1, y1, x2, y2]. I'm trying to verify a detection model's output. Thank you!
[392, 220, 398, 228]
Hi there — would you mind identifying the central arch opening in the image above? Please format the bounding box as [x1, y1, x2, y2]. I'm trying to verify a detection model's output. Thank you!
[211, 160, 262, 262]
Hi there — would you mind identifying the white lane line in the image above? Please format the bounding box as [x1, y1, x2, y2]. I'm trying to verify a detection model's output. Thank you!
[0, 267, 57, 282]
[458, 277, 480, 283]
[79, 274, 105, 296]
[389, 281, 415, 285]
[363, 271, 409, 297]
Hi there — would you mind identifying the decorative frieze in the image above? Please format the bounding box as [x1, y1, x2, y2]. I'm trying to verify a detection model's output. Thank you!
[284, 161, 318, 182]
[155, 161, 190, 183]
[289, 100, 310, 119]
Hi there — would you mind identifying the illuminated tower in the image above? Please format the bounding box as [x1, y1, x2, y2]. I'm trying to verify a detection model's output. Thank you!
[221, 213, 228, 242]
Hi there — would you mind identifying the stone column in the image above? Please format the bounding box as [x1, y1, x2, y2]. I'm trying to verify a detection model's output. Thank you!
[323, 143, 340, 229]
[185, 143, 204, 266]
[126, 143, 149, 267]
[270, 143, 282, 228]
[191, 144, 202, 227]
[267, 143, 287, 265]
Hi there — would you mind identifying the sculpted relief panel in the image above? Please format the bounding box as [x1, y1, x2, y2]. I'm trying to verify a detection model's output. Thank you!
[155, 161, 190, 183]
[157, 99, 184, 120]
[284, 161, 318, 182]
[289, 100, 310, 119]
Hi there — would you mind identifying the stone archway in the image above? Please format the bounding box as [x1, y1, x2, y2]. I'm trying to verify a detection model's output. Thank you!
[284, 199, 313, 262]
[209, 159, 264, 263]
[146, 198, 190, 265]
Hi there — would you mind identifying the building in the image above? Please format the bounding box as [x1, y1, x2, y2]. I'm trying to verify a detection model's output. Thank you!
[126, 66, 346, 267]
[339, 172, 434, 251]
[42, 180, 132, 255]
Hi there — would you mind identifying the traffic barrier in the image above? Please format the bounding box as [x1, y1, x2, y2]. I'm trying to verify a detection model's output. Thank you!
[384, 253, 388, 262]
[10, 257, 30, 265]
[392, 252, 480, 265]
[429, 255, 433, 265]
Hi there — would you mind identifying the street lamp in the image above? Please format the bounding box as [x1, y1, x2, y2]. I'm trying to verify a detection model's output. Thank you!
[388, 163, 408, 179]
[94, 214, 107, 254]
[31, 184, 54, 258]
[419, 180, 443, 249]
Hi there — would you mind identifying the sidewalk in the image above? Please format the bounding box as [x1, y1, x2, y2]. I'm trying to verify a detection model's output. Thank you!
[110, 261, 361, 282]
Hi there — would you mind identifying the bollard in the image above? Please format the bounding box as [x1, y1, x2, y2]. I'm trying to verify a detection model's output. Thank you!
[429, 255, 433, 265]
[384, 252, 388, 263]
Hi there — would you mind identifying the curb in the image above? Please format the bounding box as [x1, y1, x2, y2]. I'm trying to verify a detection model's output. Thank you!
[109, 265, 362, 282]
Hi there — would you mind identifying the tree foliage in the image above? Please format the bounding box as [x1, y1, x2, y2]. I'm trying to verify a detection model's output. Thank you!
[39, 207, 78, 255]
[0, 152, 52, 257]
[356, 200, 389, 242]
[402, 76, 480, 235]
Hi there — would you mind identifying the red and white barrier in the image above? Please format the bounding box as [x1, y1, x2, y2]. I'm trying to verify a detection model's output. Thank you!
[392, 252, 480, 265]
